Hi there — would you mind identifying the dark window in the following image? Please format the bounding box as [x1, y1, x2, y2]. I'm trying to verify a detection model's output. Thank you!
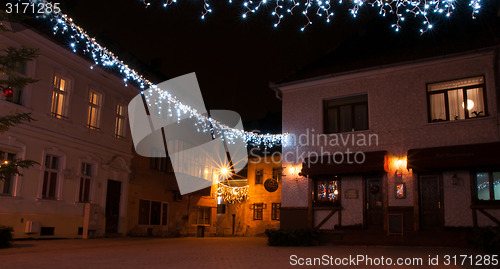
[324, 95, 368, 133]
[138, 199, 150, 225]
[255, 169, 263, 184]
[428, 76, 486, 122]
[314, 177, 340, 206]
[79, 163, 92, 203]
[217, 203, 226, 214]
[150, 157, 173, 173]
[253, 203, 264, 220]
[138, 199, 167, 225]
[271, 203, 280, 220]
[78, 227, 83, 235]
[0, 151, 16, 195]
[193, 207, 211, 225]
[162, 204, 168, 226]
[40, 227, 55, 236]
[475, 171, 500, 202]
[42, 155, 59, 199]
[272, 167, 282, 182]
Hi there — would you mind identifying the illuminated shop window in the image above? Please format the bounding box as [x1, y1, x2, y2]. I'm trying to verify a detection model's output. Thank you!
[476, 171, 500, 201]
[314, 178, 340, 205]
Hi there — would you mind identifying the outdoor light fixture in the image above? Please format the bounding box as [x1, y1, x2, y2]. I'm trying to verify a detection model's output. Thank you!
[394, 158, 405, 178]
[219, 167, 229, 176]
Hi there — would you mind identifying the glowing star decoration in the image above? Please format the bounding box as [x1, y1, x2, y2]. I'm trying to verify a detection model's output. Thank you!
[21, 0, 287, 148]
[141, 0, 483, 33]
[216, 182, 249, 204]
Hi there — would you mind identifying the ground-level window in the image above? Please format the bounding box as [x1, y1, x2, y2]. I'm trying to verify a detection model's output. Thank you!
[138, 199, 167, 225]
[476, 171, 500, 201]
[428, 76, 486, 122]
[314, 178, 340, 205]
[0, 151, 16, 195]
[193, 207, 211, 225]
[253, 203, 264, 220]
[79, 163, 93, 203]
[271, 203, 280, 220]
[42, 154, 60, 199]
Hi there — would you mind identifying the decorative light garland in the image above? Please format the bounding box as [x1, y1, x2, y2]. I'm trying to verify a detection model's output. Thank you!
[477, 179, 500, 191]
[142, 0, 483, 33]
[17, 0, 286, 148]
[216, 182, 249, 204]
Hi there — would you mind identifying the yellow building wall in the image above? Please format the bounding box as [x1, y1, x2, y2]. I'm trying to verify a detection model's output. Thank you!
[215, 155, 281, 236]
[1, 212, 84, 239]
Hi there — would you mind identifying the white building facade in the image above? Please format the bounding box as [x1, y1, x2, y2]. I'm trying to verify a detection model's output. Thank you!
[0, 26, 138, 238]
[275, 47, 500, 234]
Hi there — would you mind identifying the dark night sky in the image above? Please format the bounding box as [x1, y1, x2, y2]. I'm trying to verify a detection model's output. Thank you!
[50, 0, 499, 129]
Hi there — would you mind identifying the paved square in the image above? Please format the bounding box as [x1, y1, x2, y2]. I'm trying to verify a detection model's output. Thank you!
[0, 237, 497, 268]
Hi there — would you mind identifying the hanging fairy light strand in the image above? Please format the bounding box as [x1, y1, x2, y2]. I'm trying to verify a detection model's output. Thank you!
[18, 0, 286, 147]
[143, 0, 483, 33]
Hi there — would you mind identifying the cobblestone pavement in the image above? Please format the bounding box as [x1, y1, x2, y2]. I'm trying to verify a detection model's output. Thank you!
[0, 237, 497, 269]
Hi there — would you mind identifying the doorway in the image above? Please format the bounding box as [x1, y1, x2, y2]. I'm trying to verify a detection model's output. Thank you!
[419, 174, 443, 230]
[105, 180, 122, 234]
[365, 177, 383, 230]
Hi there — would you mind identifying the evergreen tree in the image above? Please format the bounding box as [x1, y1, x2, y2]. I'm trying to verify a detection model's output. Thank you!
[0, 10, 38, 181]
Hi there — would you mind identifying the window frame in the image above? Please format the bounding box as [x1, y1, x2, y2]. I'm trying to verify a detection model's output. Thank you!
[313, 176, 341, 207]
[51, 74, 71, 119]
[78, 162, 94, 203]
[42, 154, 60, 199]
[323, 94, 369, 134]
[255, 169, 263, 184]
[114, 103, 127, 138]
[138, 199, 169, 226]
[0, 151, 17, 195]
[86, 89, 103, 130]
[253, 203, 264, 220]
[426, 76, 488, 123]
[192, 206, 211, 226]
[473, 170, 500, 205]
[271, 203, 281, 220]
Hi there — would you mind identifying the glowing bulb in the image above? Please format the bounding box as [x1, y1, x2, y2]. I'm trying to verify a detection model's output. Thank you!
[289, 166, 296, 174]
[462, 100, 474, 110]
[334, 189, 339, 195]
[220, 167, 229, 175]
[204, 169, 209, 174]
[396, 159, 403, 167]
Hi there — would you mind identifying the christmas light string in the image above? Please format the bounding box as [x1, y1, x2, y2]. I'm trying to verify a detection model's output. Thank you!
[17, 0, 286, 148]
[143, 0, 483, 33]
[216, 182, 249, 204]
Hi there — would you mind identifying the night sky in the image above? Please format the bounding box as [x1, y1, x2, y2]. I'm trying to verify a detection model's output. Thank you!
[46, 1, 500, 130]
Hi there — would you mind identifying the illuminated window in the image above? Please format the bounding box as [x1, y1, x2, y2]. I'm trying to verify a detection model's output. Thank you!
[114, 103, 126, 138]
[271, 203, 280, 220]
[79, 163, 93, 203]
[87, 90, 102, 130]
[428, 76, 486, 122]
[139, 199, 167, 226]
[42, 155, 59, 199]
[314, 178, 340, 205]
[51, 75, 69, 119]
[476, 171, 500, 202]
[253, 203, 264, 220]
[0, 151, 16, 195]
[324, 94, 368, 134]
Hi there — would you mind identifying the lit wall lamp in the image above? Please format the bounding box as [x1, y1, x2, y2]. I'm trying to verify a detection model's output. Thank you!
[284, 165, 303, 181]
[395, 159, 403, 178]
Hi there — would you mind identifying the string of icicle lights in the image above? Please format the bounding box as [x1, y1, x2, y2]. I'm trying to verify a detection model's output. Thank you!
[142, 0, 483, 33]
[22, 0, 286, 147]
